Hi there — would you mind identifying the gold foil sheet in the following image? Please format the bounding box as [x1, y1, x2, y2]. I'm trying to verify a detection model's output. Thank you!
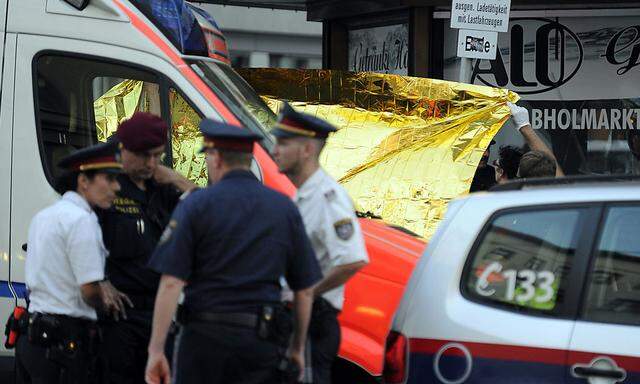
[94, 81, 209, 186]
[238, 69, 517, 238]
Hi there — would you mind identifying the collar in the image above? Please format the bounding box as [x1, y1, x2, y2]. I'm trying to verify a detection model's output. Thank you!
[295, 168, 326, 202]
[62, 191, 92, 213]
[221, 169, 258, 182]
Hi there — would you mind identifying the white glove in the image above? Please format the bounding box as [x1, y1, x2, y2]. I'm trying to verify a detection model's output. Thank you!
[507, 102, 530, 131]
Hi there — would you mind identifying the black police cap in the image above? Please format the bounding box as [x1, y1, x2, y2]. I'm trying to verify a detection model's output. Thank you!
[199, 119, 261, 153]
[58, 141, 122, 173]
[272, 102, 337, 139]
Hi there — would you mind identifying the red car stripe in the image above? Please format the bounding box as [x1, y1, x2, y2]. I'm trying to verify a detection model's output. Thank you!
[411, 338, 640, 372]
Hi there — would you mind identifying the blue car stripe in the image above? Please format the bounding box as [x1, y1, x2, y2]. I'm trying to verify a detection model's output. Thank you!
[0, 280, 27, 299]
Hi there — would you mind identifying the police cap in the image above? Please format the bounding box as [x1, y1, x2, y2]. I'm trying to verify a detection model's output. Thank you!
[58, 141, 122, 173]
[272, 102, 337, 139]
[199, 119, 261, 153]
[116, 112, 168, 152]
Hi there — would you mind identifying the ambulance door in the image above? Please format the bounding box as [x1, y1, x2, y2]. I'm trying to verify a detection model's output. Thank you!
[10, 33, 220, 296]
[0, 32, 16, 362]
[567, 204, 640, 384]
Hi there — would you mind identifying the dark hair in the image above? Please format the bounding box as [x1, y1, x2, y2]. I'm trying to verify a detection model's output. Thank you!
[519, 150, 557, 178]
[217, 149, 253, 168]
[54, 170, 98, 193]
[497, 145, 523, 179]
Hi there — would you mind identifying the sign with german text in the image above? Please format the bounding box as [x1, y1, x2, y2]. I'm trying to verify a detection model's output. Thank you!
[348, 24, 409, 75]
[451, 0, 511, 33]
[456, 29, 498, 59]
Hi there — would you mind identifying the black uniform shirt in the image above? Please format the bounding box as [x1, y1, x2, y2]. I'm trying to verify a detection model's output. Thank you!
[97, 174, 181, 297]
[148, 170, 321, 313]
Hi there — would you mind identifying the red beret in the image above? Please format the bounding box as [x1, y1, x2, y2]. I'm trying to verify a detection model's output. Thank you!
[116, 112, 168, 152]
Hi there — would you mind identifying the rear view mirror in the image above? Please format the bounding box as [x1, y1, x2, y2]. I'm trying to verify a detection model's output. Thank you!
[64, 0, 90, 10]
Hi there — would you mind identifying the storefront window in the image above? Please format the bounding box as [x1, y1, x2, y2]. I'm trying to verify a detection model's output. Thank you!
[441, 14, 640, 175]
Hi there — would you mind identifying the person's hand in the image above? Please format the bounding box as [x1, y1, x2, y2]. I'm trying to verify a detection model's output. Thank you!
[507, 102, 530, 131]
[287, 346, 305, 382]
[145, 351, 171, 384]
[99, 280, 133, 321]
[153, 165, 179, 185]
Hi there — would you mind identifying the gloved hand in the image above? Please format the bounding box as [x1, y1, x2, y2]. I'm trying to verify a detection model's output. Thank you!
[507, 102, 530, 131]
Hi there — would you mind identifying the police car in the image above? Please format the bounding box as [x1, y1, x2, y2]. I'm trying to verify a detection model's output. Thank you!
[384, 176, 640, 384]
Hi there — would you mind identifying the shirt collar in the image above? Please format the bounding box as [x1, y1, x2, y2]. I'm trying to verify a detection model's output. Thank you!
[62, 191, 92, 213]
[295, 168, 325, 202]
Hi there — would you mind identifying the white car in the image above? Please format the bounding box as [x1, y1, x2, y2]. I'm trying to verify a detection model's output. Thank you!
[384, 177, 640, 384]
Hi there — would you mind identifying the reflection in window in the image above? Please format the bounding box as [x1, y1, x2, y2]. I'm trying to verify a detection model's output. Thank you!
[465, 209, 584, 314]
[93, 79, 161, 142]
[584, 206, 640, 326]
[169, 88, 208, 186]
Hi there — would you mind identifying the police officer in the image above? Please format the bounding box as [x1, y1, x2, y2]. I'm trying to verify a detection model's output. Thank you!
[145, 120, 322, 384]
[16, 142, 129, 384]
[272, 104, 369, 384]
[96, 112, 196, 384]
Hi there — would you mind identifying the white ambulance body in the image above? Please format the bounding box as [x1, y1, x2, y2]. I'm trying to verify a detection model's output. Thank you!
[0, 1, 425, 381]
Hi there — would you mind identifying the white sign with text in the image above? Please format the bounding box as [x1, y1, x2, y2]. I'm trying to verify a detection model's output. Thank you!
[456, 29, 498, 59]
[451, 0, 511, 33]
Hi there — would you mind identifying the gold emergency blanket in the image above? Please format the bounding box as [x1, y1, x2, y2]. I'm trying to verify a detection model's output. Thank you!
[239, 69, 517, 238]
[93, 70, 517, 239]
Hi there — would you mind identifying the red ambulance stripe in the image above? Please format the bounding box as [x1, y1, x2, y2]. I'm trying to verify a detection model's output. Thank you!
[410, 338, 567, 366]
[112, 0, 238, 125]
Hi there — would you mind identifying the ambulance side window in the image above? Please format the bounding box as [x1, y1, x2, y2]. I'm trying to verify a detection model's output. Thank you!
[168, 87, 207, 186]
[35, 54, 160, 183]
[582, 205, 640, 326]
[463, 208, 587, 315]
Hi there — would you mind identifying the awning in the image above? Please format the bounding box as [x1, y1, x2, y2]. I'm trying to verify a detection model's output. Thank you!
[189, 0, 308, 11]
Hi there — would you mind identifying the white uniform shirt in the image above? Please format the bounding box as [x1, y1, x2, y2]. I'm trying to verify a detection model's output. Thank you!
[26, 191, 106, 320]
[294, 169, 368, 310]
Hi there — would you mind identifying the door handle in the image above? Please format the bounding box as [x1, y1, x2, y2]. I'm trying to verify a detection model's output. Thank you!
[571, 356, 627, 383]
[573, 366, 625, 380]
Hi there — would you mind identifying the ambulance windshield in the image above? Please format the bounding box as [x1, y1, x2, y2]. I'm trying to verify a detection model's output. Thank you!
[188, 59, 277, 148]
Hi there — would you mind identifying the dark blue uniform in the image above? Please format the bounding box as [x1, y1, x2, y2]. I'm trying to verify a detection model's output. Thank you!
[149, 169, 321, 384]
[96, 175, 181, 384]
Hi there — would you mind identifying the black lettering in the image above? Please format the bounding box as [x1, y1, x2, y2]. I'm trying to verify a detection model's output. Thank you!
[536, 22, 564, 87]
[471, 49, 508, 86]
[511, 25, 537, 86]
[604, 25, 640, 75]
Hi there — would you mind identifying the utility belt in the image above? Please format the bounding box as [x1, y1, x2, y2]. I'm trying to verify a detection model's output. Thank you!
[177, 304, 293, 346]
[312, 297, 339, 317]
[26, 312, 100, 352]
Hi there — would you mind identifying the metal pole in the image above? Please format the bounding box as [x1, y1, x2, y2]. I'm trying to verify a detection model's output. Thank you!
[458, 57, 473, 84]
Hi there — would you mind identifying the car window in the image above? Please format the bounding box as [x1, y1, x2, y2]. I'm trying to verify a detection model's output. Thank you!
[35, 54, 160, 184]
[464, 208, 587, 315]
[582, 205, 640, 326]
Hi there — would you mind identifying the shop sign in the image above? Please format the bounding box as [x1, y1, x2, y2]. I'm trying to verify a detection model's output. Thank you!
[348, 24, 409, 75]
[457, 29, 498, 59]
[451, 0, 511, 33]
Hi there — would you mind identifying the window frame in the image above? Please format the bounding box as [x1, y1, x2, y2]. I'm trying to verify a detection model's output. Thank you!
[578, 201, 640, 327]
[31, 50, 209, 189]
[460, 203, 603, 320]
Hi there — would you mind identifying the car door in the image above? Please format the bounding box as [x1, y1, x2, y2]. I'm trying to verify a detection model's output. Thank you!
[567, 203, 640, 384]
[10, 32, 222, 295]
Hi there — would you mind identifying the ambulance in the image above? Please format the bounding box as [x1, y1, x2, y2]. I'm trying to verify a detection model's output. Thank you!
[0, 0, 425, 381]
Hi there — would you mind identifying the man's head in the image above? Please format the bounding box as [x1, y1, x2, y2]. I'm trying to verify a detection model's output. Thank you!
[198, 119, 260, 184]
[116, 112, 168, 181]
[518, 150, 557, 178]
[57, 141, 122, 208]
[273, 137, 325, 177]
[494, 145, 523, 184]
[270, 103, 336, 180]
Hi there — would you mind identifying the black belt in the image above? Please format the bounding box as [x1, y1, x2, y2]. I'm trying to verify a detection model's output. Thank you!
[126, 294, 156, 311]
[184, 311, 259, 329]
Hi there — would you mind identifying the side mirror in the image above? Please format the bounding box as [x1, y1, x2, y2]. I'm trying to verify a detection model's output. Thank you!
[64, 0, 90, 10]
